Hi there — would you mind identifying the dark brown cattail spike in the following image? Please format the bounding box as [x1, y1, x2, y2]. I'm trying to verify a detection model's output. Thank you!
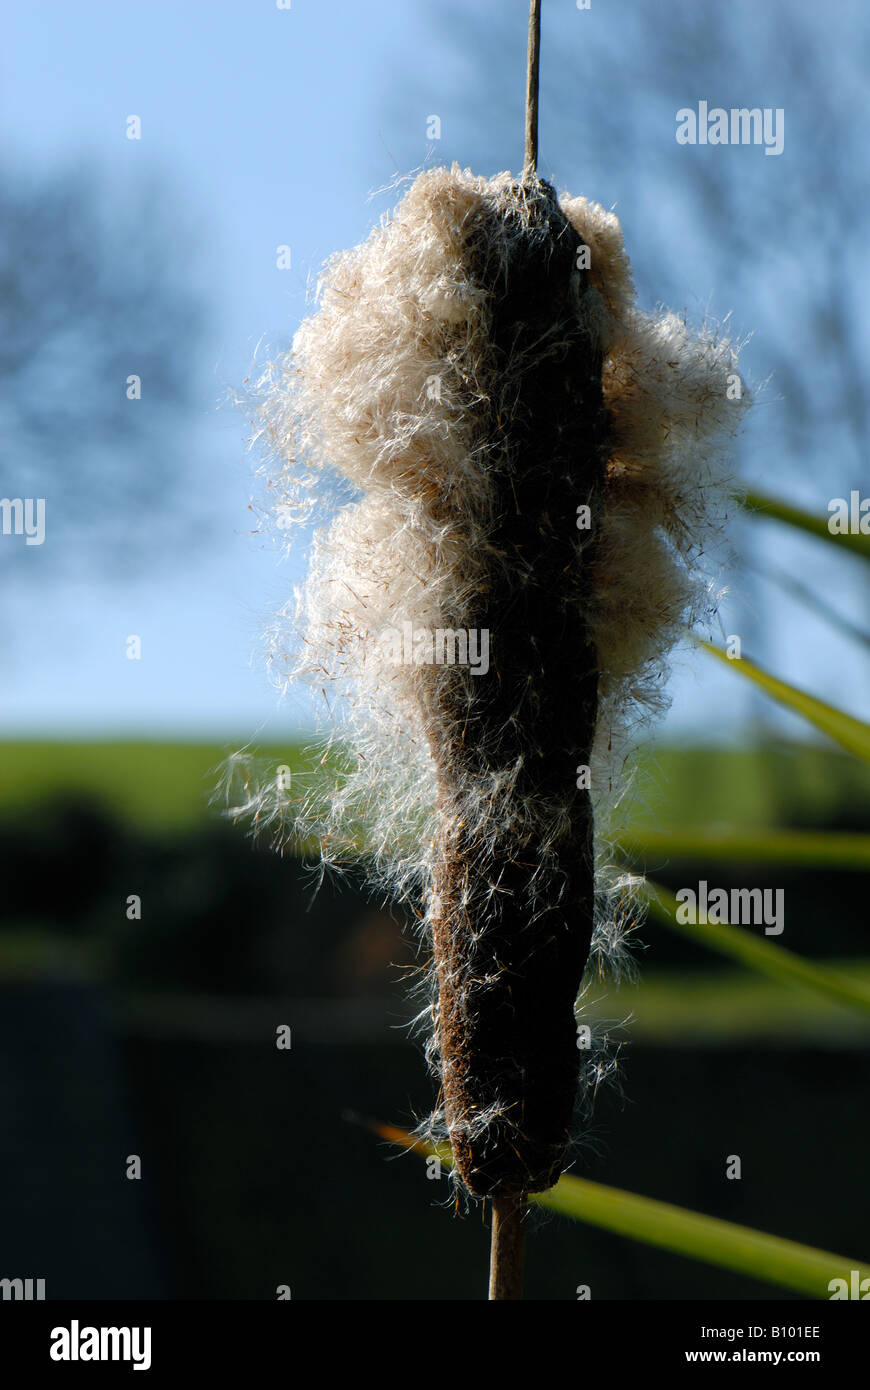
[427, 177, 605, 1204]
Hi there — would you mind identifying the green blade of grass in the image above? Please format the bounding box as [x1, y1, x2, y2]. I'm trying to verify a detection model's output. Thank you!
[365, 1120, 870, 1299]
[622, 826, 870, 869]
[536, 1176, 870, 1299]
[699, 640, 870, 764]
[643, 880, 870, 1016]
[585, 960, 870, 1044]
[741, 488, 870, 560]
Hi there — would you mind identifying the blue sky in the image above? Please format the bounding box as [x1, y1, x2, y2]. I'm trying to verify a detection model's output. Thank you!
[2, 0, 867, 746]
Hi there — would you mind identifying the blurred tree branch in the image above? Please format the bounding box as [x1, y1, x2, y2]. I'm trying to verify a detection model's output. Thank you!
[0, 163, 208, 574]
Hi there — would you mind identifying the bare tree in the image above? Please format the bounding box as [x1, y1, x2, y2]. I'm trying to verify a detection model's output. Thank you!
[0, 163, 207, 574]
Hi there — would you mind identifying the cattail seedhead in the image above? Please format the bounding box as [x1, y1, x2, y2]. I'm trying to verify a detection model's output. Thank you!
[249, 163, 748, 1196]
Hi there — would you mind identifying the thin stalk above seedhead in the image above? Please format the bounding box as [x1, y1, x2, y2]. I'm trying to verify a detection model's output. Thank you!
[524, 0, 541, 175]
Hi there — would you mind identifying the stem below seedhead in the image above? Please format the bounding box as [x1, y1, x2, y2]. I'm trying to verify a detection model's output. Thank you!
[489, 1194, 527, 1300]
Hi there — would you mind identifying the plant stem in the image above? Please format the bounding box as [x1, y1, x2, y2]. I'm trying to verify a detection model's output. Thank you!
[524, 0, 541, 174]
[489, 1194, 527, 1300]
